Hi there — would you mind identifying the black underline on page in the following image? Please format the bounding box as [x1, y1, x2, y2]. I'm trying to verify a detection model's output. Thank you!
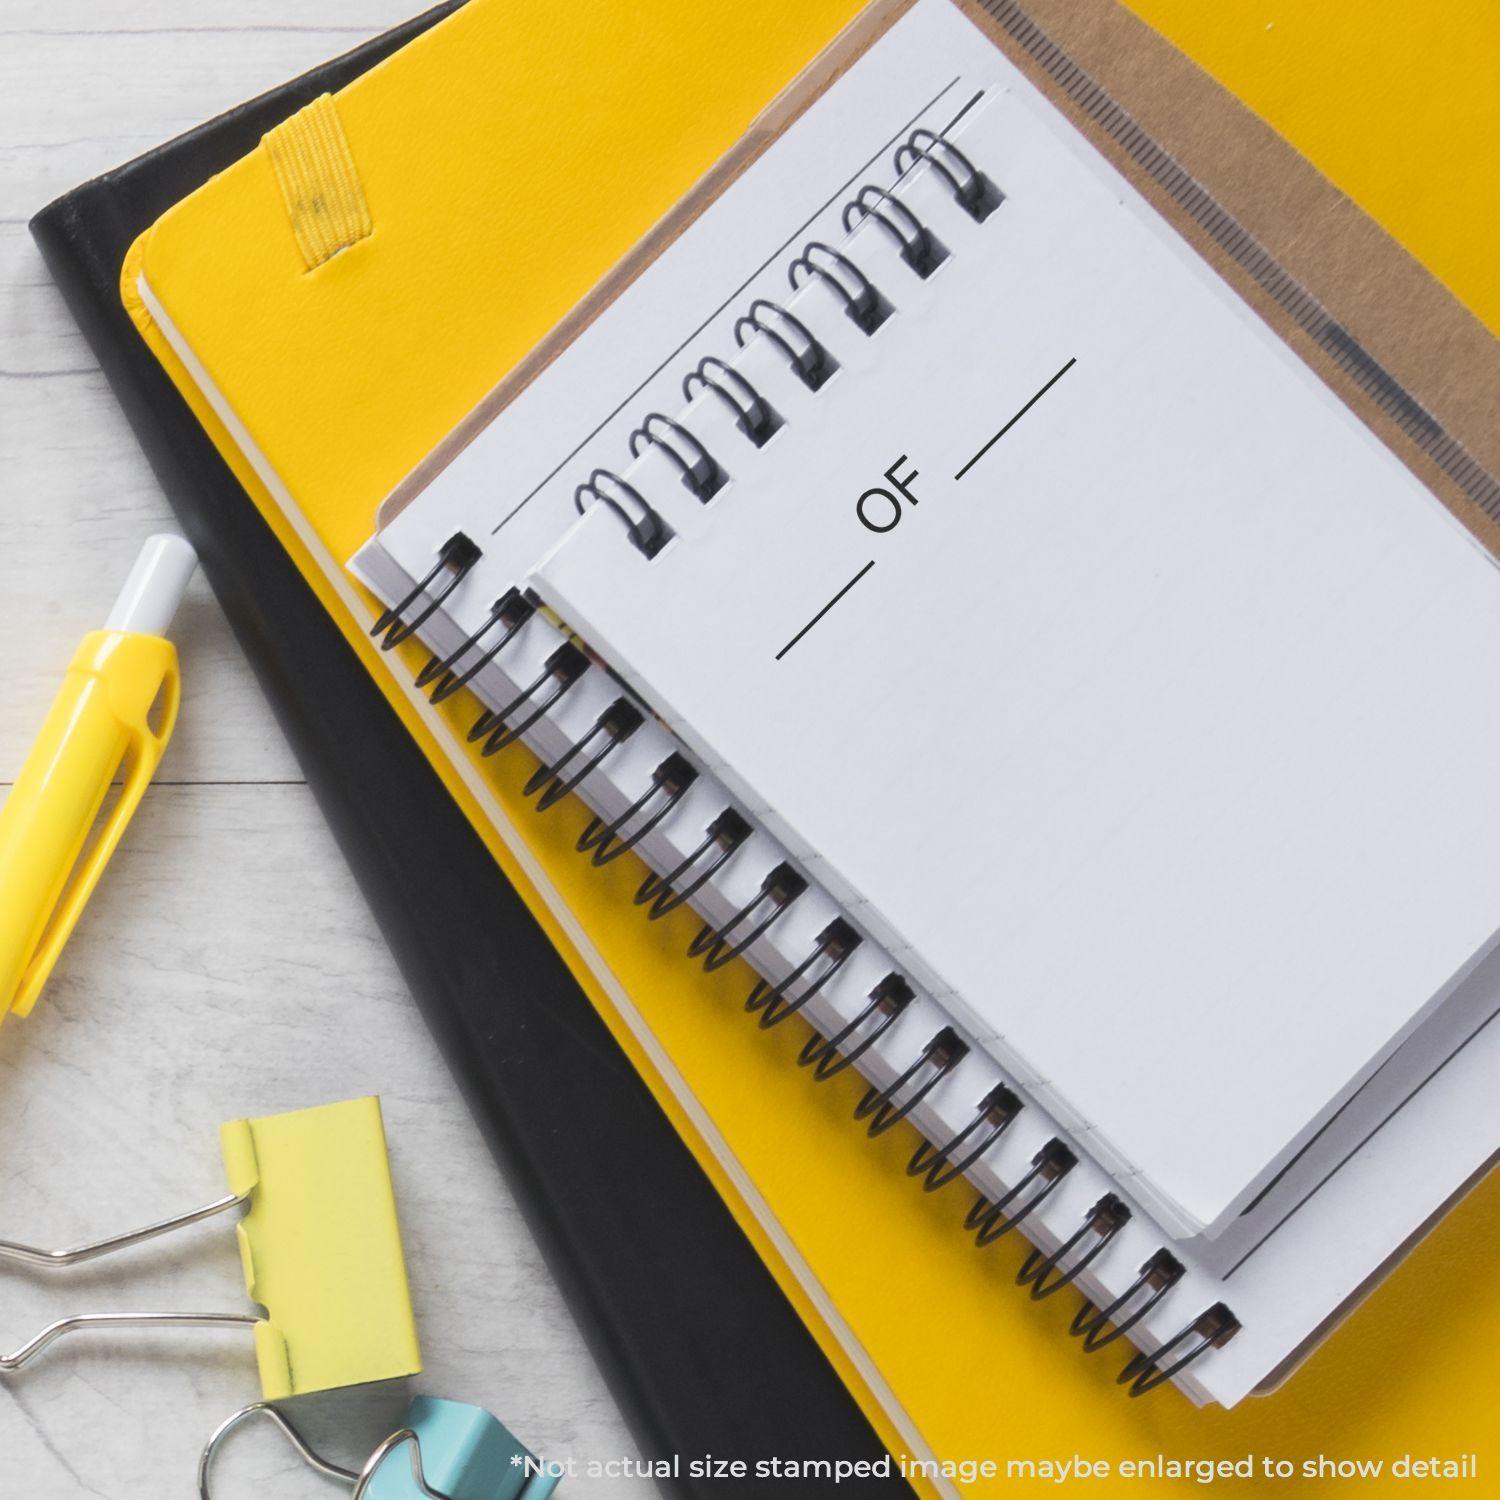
[491, 76, 967, 536]
[776, 561, 875, 661]
[1222, 997, 1500, 1279]
[941, 88, 986, 135]
[1234, 1037, 1410, 1220]
[953, 357, 1077, 481]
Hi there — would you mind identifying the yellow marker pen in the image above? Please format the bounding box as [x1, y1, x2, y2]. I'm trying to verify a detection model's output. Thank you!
[0, 535, 197, 1023]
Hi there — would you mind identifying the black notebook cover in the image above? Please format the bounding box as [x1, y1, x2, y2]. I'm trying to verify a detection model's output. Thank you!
[29, 9, 901, 1492]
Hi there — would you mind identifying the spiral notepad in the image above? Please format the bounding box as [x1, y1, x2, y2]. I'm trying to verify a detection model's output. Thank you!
[137, 0, 1500, 1416]
[348, 0, 1500, 1409]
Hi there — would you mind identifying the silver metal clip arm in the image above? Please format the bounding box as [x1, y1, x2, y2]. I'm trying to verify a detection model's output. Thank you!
[0, 1191, 246, 1268]
[198, 1404, 452, 1500]
[1, 1191, 253, 1373]
[2, 1311, 260, 1372]
[199, 1402, 360, 1498]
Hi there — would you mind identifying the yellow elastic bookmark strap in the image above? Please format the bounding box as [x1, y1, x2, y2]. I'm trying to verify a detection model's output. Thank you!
[219, 1096, 421, 1399]
[262, 94, 373, 270]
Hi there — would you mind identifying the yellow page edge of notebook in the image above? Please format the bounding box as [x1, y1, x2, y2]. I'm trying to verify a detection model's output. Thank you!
[121, 0, 1500, 1489]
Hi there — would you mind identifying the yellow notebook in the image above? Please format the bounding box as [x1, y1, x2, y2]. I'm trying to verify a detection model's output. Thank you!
[126, 0, 1500, 1490]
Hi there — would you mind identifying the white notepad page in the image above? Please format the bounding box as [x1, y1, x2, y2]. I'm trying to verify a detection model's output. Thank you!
[525, 84, 1500, 1236]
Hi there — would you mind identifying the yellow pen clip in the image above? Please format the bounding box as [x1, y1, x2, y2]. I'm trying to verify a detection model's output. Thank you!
[0, 535, 196, 1021]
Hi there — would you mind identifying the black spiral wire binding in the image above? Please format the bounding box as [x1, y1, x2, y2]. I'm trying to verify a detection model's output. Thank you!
[906, 1082, 1021, 1192]
[584, 127, 980, 556]
[523, 698, 644, 813]
[788, 242, 889, 334]
[964, 1138, 1077, 1246]
[891, 128, 1002, 222]
[635, 808, 753, 919]
[853, 1027, 967, 1138]
[682, 356, 781, 447]
[467, 642, 589, 757]
[745, 918, 860, 1029]
[733, 300, 838, 391]
[414, 587, 534, 704]
[371, 532, 482, 650]
[687, 862, 809, 973]
[788, 968, 1236, 1394]
[1069, 1248, 1185, 1352]
[797, 975, 912, 1081]
[840, 186, 945, 277]
[574, 470, 672, 557]
[1118, 1304, 1241, 1398]
[629, 414, 723, 501]
[577, 753, 699, 867]
[1016, 1194, 1131, 1301]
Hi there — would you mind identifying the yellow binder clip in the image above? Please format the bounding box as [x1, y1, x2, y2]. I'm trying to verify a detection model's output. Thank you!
[0, 1097, 421, 1398]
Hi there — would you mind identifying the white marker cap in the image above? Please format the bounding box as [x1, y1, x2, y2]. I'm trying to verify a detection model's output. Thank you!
[104, 533, 199, 637]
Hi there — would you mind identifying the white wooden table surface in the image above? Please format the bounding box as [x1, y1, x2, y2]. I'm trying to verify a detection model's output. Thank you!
[1, 4, 653, 1494]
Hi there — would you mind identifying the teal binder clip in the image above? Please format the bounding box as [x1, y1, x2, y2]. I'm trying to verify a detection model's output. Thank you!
[199, 1394, 561, 1499]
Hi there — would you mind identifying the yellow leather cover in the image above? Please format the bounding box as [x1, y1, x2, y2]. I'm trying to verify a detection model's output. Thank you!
[126, 0, 1500, 1488]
